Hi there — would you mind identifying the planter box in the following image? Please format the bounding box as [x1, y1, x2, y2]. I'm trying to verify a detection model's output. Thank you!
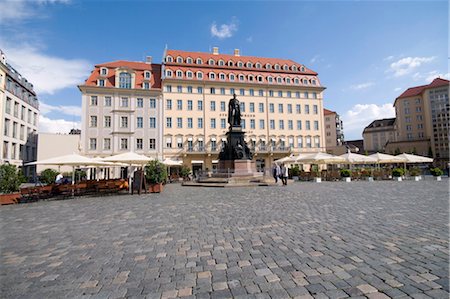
[364, 176, 374, 182]
[149, 183, 164, 193]
[393, 177, 402, 181]
[292, 176, 299, 181]
[343, 177, 351, 183]
[0, 193, 21, 205]
[313, 177, 321, 183]
[435, 176, 442, 181]
[413, 176, 421, 181]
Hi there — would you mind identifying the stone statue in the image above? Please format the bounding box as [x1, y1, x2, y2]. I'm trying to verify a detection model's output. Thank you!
[228, 93, 241, 127]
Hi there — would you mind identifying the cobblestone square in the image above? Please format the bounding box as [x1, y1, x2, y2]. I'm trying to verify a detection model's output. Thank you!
[1, 180, 448, 298]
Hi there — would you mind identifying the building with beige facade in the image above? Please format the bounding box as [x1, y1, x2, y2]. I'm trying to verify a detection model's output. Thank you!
[363, 118, 396, 153]
[323, 108, 344, 154]
[0, 50, 39, 178]
[162, 48, 326, 172]
[385, 78, 449, 167]
[78, 58, 163, 164]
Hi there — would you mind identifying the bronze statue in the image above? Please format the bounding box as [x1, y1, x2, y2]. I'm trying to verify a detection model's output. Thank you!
[228, 93, 241, 127]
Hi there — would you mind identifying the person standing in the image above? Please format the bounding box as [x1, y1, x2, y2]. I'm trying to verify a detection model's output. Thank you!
[281, 164, 289, 185]
[272, 163, 281, 183]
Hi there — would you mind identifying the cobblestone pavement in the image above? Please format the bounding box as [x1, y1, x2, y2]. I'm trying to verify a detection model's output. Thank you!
[1, 180, 448, 299]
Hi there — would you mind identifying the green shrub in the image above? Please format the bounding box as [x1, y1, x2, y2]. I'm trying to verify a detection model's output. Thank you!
[392, 168, 405, 177]
[145, 160, 168, 184]
[180, 165, 191, 179]
[360, 169, 372, 177]
[40, 168, 59, 184]
[290, 165, 300, 177]
[0, 164, 21, 194]
[340, 169, 351, 177]
[408, 167, 421, 176]
[430, 167, 443, 177]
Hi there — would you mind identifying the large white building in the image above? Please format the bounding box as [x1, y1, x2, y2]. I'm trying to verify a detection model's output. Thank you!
[0, 50, 39, 178]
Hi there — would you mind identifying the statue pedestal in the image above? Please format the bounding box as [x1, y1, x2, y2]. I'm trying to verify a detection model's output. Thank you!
[218, 160, 256, 176]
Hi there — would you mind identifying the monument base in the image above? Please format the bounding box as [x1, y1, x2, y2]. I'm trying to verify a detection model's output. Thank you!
[218, 160, 256, 176]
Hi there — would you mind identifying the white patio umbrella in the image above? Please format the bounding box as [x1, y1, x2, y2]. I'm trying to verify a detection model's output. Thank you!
[396, 153, 433, 163]
[369, 152, 405, 163]
[102, 152, 154, 193]
[296, 152, 346, 164]
[274, 155, 295, 164]
[340, 152, 378, 164]
[162, 158, 183, 166]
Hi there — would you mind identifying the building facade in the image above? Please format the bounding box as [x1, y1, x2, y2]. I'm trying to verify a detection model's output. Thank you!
[363, 118, 396, 153]
[385, 78, 449, 167]
[323, 108, 344, 148]
[78, 59, 163, 159]
[37, 133, 81, 174]
[162, 48, 326, 172]
[0, 50, 39, 178]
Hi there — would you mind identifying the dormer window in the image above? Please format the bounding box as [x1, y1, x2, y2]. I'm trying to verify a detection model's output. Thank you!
[294, 78, 299, 84]
[248, 75, 254, 81]
[100, 67, 108, 76]
[218, 60, 224, 66]
[219, 73, 225, 80]
[229, 74, 235, 81]
[267, 76, 273, 83]
[239, 74, 245, 81]
[266, 63, 272, 69]
[303, 78, 308, 85]
[197, 71, 203, 79]
[176, 70, 183, 78]
[186, 71, 193, 78]
[143, 82, 150, 89]
[255, 63, 261, 69]
[176, 56, 183, 63]
[119, 72, 132, 89]
[312, 79, 317, 85]
[196, 58, 203, 64]
[246, 62, 253, 68]
[228, 61, 234, 67]
[208, 59, 215, 65]
[186, 57, 193, 64]
[277, 77, 283, 83]
[292, 65, 297, 71]
[274, 64, 280, 70]
[209, 72, 216, 80]
[98, 79, 105, 87]
[257, 75, 263, 82]
[166, 56, 173, 63]
[301, 66, 305, 72]
[237, 61, 243, 67]
[286, 78, 291, 84]
[283, 65, 289, 71]
[144, 71, 151, 79]
[166, 70, 173, 77]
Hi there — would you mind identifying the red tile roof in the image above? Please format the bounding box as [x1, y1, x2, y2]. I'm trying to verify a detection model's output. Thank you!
[396, 78, 449, 99]
[83, 60, 162, 89]
[323, 108, 335, 115]
[166, 49, 318, 75]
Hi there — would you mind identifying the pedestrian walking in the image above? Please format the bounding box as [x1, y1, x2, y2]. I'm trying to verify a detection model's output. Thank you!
[281, 164, 289, 185]
[272, 163, 281, 183]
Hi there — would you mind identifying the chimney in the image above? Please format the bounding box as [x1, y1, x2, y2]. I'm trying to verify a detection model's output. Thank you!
[234, 49, 240, 57]
[145, 56, 152, 64]
[212, 47, 219, 55]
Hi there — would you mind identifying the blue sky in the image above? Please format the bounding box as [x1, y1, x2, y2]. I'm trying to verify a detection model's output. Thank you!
[1, 0, 447, 139]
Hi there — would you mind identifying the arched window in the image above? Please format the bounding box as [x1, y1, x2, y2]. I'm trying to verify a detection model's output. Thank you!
[239, 74, 245, 81]
[265, 63, 272, 69]
[228, 60, 234, 67]
[119, 72, 132, 89]
[312, 79, 317, 85]
[166, 70, 173, 77]
[294, 78, 299, 84]
[218, 60, 225, 66]
[274, 64, 280, 70]
[303, 78, 308, 85]
[208, 59, 215, 65]
[186, 71, 193, 78]
[196, 58, 203, 64]
[277, 77, 283, 83]
[197, 72, 203, 79]
[301, 66, 305, 72]
[267, 76, 273, 83]
[186, 57, 193, 64]
[286, 78, 291, 84]
[257, 75, 263, 82]
[248, 75, 254, 81]
[209, 72, 216, 80]
[229, 74, 235, 81]
[176, 70, 183, 78]
[166, 56, 173, 63]
[246, 62, 253, 68]
[219, 73, 225, 80]
[238, 61, 243, 67]
[291, 65, 297, 71]
[176, 56, 183, 63]
[255, 63, 261, 69]
[100, 67, 108, 76]
[144, 71, 151, 79]
[283, 65, 289, 70]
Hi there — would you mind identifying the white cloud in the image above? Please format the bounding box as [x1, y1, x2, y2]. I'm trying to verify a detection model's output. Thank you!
[211, 18, 238, 39]
[2, 43, 91, 95]
[349, 82, 375, 90]
[40, 101, 81, 117]
[0, 0, 70, 24]
[39, 115, 80, 134]
[310, 55, 321, 64]
[388, 56, 436, 77]
[342, 103, 395, 139]
[394, 87, 402, 92]
[383, 55, 395, 61]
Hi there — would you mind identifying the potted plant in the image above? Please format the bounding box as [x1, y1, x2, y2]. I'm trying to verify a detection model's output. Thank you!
[180, 165, 191, 181]
[360, 169, 373, 181]
[145, 160, 168, 193]
[430, 167, 443, 181]
[40, 168, 59, 185]
[392, 168, 404, 181]
[310, 165, 321, 183]
[340, 169, 352, 182]
[408, 167, 421, 181]
[290, 165, 300, 181]
[0, 164, 22, 205]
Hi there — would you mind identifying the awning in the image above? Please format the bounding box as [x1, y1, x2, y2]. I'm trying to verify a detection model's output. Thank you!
[198, 137, 204, 141]
[211, 137, 216, 141]
[191, 160, 204, 164]
[212, 160, 219, 163]
[187, 137, 193, 141]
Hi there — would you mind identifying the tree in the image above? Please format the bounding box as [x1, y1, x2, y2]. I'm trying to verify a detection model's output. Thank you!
[0, 164, 21, 194]
[40, 169, 59, 185]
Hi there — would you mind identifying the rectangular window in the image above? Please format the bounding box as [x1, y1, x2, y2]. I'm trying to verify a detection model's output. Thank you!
[287, 104, 292, 114]
[220, 101, 226, 111]
[188, 118, 193, 128]
[296, 104, 301, 114]
[417, 115, 423, 121]
[220, 88, 225, 95]
[90, 116, 97, 127]
[278, 104, 283, 113]
[249, 102, 255, 113]
[313, 105, 318, 114]
[240, 102, 245, 112]
[187, 100, 193, 110]
[21, 106, 25, 120]
[295, 92, 300, 98]
[270, 119, 275, 129]
[417, 123, 424, 129]
[306, 120, 311, 130]
[177, 117, 183, 128]
[121, 116, 128, 128]
[198, 118, 203, 129]
[279, 120, 284, 130]
[149, 138, 156, 149]
[250, 119, 255, 129]
[312, 92, 317, 99]
[120, 138, 128, 150]
[406, 125, 412, 131]
[5, 98, 11, 114]
[297, 137, 303, 148]
[249, 89, 254, 96]
[177, 99, 183, 110]
[258, 103, 264, 113]
[259, 119, 265, 129]
[305, 105, 310, 114]
[4, 119, 9, 136]
[211, 140, 217, 151]
[230, 88, 235, 95]
[137, 117, 143, 128]
[259, 90, 264, 96]
[416, 106, 422, 112]
[304, 92, 309, 99]
[149, 117, 156, 128]
[166, 99, 172, 110]
[287, 91, 291, 98]
[306, 136, 311, 148]
[103, 138, 111, 150]
[297, 120, 302, 130]
[136, 138, 143, 150]
[90, 96, 98, 106]
[177, 86, 182, 93]
[197, 86, 203, 94]
[210, 87, 215, 94]
[104, 96, 112, 106]
[166, 117, 172, 128]
[89, 138, 97, 150]
[211, 118, 216, 129]
[405, 116, 411, 123]
[210, 101, 216, 111]
[149, 98, 156, 108]
[166, 85, 172, 92]
[220, 118, 226, 129]
[121, 97, 128, 107]
[187, 86, 193, 93]
[241, 119, 246, 129]
[104, 116, 111, 127]
[198, 100, 203, 111]
[12, 122, 17, 138]
[269, 103, 274, 113]
[404, 107, 410, 114]
[288, 120, 293, 130]
[278, 91, 283, 97]
[177, 137, 183, 149]
[314, 121, 319, 130]
[239, 89, 245, 96]
[137, 98, 143, 108]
